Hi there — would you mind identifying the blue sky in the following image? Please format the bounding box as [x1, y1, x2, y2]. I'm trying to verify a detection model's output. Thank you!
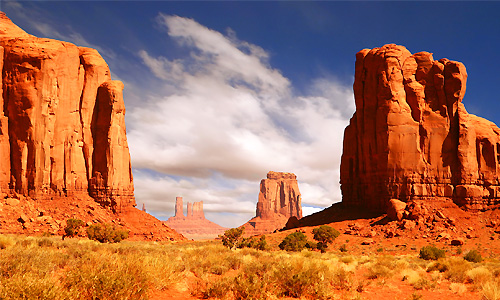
[2, 1, 500, 228]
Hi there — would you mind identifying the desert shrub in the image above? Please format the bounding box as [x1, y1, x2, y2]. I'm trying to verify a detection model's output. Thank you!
[221, 227, 245, 250]
[237, 237, 257, 249]
[233, 273, 267, 300]
[273, 259, 334, 299]
[366, 256, 399, 280]
[464, 249, 483, 263]
[37, 238, 54, 248]
[184, 244, 241, 276]
[64, 252, 148, 299]
[412, 277, 436, 290]
[0, 272, 67, 300]
[444, 257, 472, 283]
[63, 219, 85, 239]
[86, 223, 129, 243]
[279, 231, 309, 252]
[312, 225, 340, 253]
[256, 235, 268, 251]
[466, 267, 492, 287]
[427, 261, 449, 273]
[419, 245, 445, 260]
[305, 241, 317, 250]
[482, 281, 500, 300]
[0, 235, 14, 250]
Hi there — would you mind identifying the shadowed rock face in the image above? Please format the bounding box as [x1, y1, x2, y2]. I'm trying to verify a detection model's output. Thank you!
[243, 171, 302, 235]
[341, 44, 500, 211]
[0, 13, 134, 211]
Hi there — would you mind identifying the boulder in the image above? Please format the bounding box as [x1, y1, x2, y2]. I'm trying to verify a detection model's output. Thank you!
[387, 199, 407, 221]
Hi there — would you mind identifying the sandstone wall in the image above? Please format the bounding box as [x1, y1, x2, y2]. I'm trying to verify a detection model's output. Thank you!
[243, 171, 302, 235]
[256, 171, 302, 220]
[0, 13, 134, 211]
[341, 44, 500, 211]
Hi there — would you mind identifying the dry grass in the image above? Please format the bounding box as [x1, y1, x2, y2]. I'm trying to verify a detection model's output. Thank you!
[2, 234, 500, 299]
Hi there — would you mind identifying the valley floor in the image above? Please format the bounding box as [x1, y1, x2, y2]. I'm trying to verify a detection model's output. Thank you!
[0, 232, 498, 300]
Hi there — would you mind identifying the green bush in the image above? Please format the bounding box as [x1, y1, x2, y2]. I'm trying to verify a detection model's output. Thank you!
[279, 231, 308, 252]
[63, 219, 85, 239]
[312, 225, 340, 253]
[464, 249, 482, 263]
[86, 224, 129, 243]
[256, 235, 268, 251]
[221, 227, 245, 250]
[419, 245, 445, 260]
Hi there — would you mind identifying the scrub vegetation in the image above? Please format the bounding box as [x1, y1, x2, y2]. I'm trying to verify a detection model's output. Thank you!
[1, 234, 499, 300]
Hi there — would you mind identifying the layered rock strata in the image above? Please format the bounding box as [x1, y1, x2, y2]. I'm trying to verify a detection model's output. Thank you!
[0, 13, 133, 211]
[243, 171, 302, 235]
[165, 197, 227, 240]
[340, 43, 500, 211]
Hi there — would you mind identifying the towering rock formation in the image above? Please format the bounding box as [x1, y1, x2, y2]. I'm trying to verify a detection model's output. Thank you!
[164, 197, 227, 239]
[340, 44, 500, 212]
[243, 171, 302, 235]
[0, 13, 133, 211]
[0, 13, 185, 241]
[174, 196, 184, 218]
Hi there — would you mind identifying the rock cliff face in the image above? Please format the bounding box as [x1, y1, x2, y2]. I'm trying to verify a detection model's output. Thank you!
[164, 197, 227, 240]
[243, 171, 302, 235]
[0, 13, 184, 241]
[0, 13, 133, 211]
[341, 44, 500, 211]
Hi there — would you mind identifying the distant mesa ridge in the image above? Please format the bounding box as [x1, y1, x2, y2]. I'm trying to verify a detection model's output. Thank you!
[171, 196, 205, 220]
[341, 43, 500, 212]
[164, 197, 227, 239]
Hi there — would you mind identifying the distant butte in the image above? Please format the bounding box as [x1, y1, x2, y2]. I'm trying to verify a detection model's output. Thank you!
[0, 13, 184, 241]
[164, 197, 228, 240]
[340, 44, 500, 212]
[242, 171, 302, 235]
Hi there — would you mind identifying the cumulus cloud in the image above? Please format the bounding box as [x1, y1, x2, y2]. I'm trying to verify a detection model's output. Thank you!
[129, 14, 355, 227]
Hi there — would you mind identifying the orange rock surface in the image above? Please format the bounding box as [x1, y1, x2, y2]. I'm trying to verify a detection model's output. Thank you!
[341, 44, 500, 212]
[164, 197, 227, 240]
[243, 171, 302, 235]
[0, 13, 133, 209]
[0, 13, 183, 241]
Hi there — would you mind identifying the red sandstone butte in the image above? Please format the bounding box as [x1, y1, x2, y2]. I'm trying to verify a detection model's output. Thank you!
[164, 197, 228, 240]
[340, 43, 500, 212]
[242, 171, 302, 235]
[0, 13, 183, 241]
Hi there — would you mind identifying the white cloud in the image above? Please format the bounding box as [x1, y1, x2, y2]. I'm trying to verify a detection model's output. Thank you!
[129, 15, 354, 227]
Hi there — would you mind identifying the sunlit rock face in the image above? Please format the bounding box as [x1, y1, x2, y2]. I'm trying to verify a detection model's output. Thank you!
[0, 12, 134, 211]
[341, 43, 500, 211]
[243, 171, 302, 235]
